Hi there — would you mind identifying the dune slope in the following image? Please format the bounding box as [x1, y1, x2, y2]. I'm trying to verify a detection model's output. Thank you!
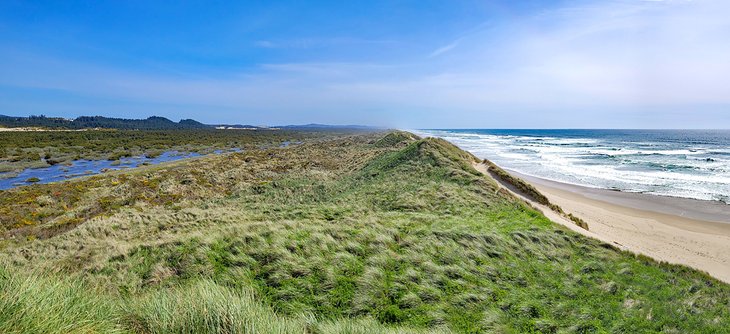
[1, 131, 728, 333]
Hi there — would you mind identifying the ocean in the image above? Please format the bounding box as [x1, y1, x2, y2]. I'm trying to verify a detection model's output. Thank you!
[414, 129, 730, 205]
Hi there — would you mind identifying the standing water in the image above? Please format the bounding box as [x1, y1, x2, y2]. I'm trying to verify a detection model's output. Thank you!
[0, 150, 242, 190]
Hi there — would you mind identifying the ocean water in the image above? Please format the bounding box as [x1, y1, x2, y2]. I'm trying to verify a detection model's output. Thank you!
[415, 129, 730, 205]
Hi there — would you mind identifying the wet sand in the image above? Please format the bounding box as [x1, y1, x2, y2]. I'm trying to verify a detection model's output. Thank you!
[510, 170, 730, 283]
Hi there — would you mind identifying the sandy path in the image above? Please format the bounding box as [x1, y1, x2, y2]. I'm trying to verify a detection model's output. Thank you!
[473, 163, 611, 241]
[474, 163, 730, 283]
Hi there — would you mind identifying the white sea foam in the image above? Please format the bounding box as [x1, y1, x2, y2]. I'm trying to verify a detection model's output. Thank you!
[416, 129, 730, 204]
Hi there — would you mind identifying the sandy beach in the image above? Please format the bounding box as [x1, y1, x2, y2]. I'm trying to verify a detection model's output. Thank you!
[509, 170, 730, 283]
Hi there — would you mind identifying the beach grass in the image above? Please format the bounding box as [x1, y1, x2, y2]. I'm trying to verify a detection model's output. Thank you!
[0, 129, 357, 177]
[0, 131, 728, 333]
[482, 158, 590, 230]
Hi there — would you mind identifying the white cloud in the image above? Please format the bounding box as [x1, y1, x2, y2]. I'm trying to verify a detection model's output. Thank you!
[1, 0, 729, 127]
[428, 39, 461, 58]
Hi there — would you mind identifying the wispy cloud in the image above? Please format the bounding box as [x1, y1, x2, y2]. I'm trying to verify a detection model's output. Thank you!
[1, 0, 729, 128]
[428, 39, 462, 58]
[253, 37, 397, 49]
[427, 21, 492, 58]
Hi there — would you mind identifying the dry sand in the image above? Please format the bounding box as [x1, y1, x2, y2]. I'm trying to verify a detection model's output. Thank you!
[504, 168, 730, 283]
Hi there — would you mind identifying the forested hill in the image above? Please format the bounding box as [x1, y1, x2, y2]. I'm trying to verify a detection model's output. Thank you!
[0, 115, 210, 130]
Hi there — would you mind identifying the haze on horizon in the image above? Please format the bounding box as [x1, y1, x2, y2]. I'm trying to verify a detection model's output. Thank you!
[1, 0, 729, 129]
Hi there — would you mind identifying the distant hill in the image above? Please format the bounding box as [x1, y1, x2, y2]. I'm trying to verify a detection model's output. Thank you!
[209, 124, 264, 129]
[278, 123, 380, 130]
[0, 115, 211, 130]
[0, 115, 382, 131]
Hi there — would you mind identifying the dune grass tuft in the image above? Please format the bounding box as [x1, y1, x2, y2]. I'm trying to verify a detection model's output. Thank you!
[126, 280, 305, 334]
[373, 131, 420, 148]
[0, 267, 127, 334]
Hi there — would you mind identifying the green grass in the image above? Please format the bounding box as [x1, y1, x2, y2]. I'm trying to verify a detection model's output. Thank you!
[481, 159, 551, 207]
[0, 129, 359, 177]
[0, 267, 126, 334]
[126, 280, 313, 333]
[0, 268, 443, 334]
[373, 131, 421, 148]
[482, 158, 590, 230]
[1, 131, 729, 333]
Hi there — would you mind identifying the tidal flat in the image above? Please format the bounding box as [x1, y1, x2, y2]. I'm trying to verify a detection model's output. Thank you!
[0, 129, 348, 186]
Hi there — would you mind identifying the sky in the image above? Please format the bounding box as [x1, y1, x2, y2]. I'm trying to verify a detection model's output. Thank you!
[0, 0, 729, 128]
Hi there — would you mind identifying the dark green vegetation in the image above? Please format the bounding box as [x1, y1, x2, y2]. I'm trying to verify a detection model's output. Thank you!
[482, 159, 589, 230]
[0, 115, 208, 130]
[1, 131, 728, 333]
[0, 129, 351, 177]
[481, 159, 551, 207]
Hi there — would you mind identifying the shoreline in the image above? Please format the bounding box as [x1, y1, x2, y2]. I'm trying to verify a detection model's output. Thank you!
[508, 170, 730, 224]
[507, 169, 730, 283]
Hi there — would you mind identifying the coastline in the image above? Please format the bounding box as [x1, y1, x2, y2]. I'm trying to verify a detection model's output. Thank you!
[509, 170, 730, 283]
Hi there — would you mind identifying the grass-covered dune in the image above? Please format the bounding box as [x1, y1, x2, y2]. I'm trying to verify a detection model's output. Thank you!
[0, 131, 728, 333]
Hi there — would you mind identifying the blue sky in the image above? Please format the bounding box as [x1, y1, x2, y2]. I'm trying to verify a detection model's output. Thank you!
[1, 0, 729, 128]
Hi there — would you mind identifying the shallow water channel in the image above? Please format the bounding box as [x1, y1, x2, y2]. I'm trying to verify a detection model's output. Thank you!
[0, 149, 237, 190]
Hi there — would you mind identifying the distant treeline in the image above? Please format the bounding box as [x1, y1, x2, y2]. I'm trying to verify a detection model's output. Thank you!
[0, 115, 210, 130]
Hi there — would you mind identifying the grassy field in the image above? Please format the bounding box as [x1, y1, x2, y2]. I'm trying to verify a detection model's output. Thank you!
[0, 129, 352, 177]
[0, 130, 728, 333]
